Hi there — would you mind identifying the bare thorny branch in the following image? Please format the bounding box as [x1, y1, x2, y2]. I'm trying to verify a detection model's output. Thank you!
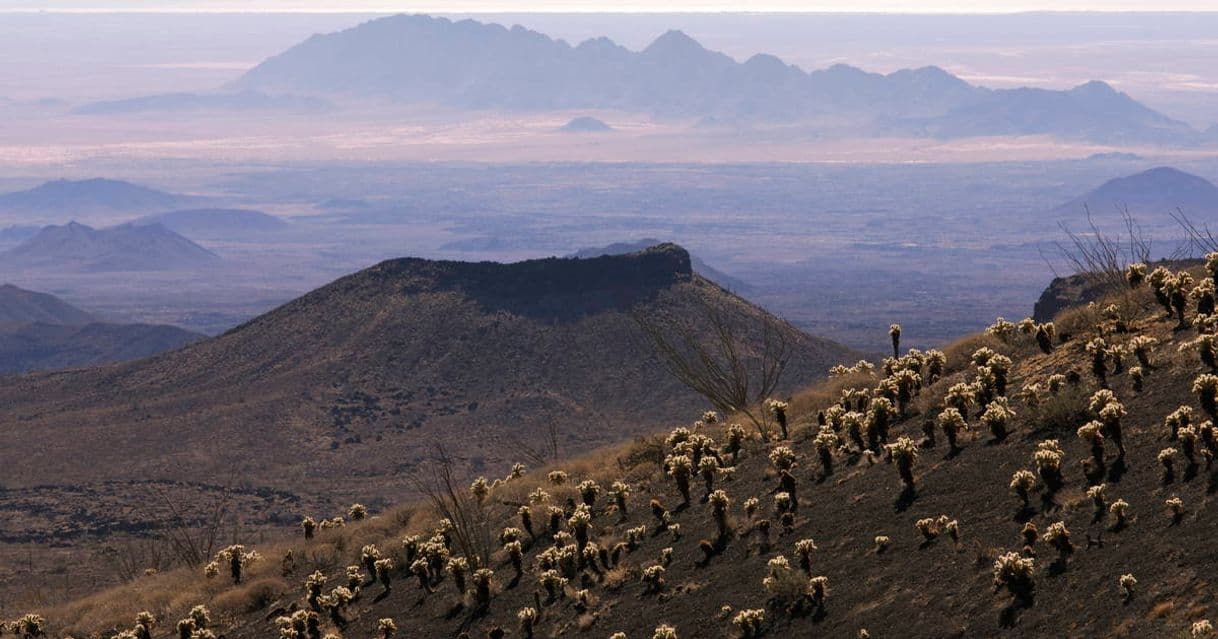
[634, 295, 791, 441]
[409, 445, 495, 569]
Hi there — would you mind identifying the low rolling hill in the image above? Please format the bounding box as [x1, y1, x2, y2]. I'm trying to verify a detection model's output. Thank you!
[1055, 166, 1218, 216]
[134, 208, 289, 239]
[0, 284, 203, 374]
[0, 221, 220, 272]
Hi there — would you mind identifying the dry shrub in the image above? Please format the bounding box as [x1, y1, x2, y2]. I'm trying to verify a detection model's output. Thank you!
[1026, 383, 1091, 435]
[211, 577, 289, 615]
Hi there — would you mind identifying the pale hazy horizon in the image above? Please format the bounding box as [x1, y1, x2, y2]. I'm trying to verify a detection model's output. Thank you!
[7, 1, 1218, 13]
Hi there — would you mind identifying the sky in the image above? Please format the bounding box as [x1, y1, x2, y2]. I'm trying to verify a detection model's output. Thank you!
[7, 0, 1218, 12]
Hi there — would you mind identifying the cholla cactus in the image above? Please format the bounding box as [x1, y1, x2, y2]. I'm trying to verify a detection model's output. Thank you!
[1193, 620, 1215, 637]
[698, 455, 720, 498]
[1086, 338, 1110, 387]
[370, 558, 393, 591]
[642, 564, 667, 593]
[319, 517, 344, 530]
[926, 413, 963, 463]
[652, 626, 678, 639]
[768, 446, 797, 472]
[1126, 262, 1147, 288]
[347, 503, 367, 521]
[1033, 440, 1064, 491]
[1110, 499, 1131, 529]
[472, 568, 494, 608]
[708, 489, 732, 541]
[813, 427, 839, 475]
[446, 556, 468, 594]
[376, 618, 395, 639]
[470, 477, 490, 504]
[608, 480, 631, 519]
[766, 399, 790, 440]
[724, 423, 747, 463]
[794, 538, 817, 575]
[666, 454, 694, 505]
[214, 544, 259, 584]
[1166, 496, 1185, 524]
[1087, 484, 1107, 517]
[360, 544, 381, 585]
[133, 612, 156, 639]
[1009, 470, 1036, 509]
[301, 516, 317, 540]
[980, 398, 1016, 441]
[344, 565, 363, 592]
[528, 488, 551, 505]
[1129, 366, 1144, 392]
[889, 324, 902, 358]
[1159, 447, 1178, 480]
[547, 470, 568, 485]
[992, 552, 1035, 601]
[1073, 424, 1106, 475]
[517, 607, 538, 638]
[874, 535, 890, 553]
[914, 518, 940, 542]
[574, 479, 599, 508]
[866, 397, 896, 451]
[732, 609, 765, 638]
[1119, 574, 1137, 601]
[986, 317, 1017, 342]
[508, 462, 527, 480]
[12, 615, 45, 639]
[945, 382, 975, 419]
[1094, 395, 1128, 457]
[886, 437, 919, 490]
[1195, 374, 1218, 419]
[304, 570, 327, 610]
[538, 569, 568, 602]
[1043, 521, 1073, 558]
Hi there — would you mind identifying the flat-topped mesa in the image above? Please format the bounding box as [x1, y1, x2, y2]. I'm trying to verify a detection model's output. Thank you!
[285, 243, 695, 323]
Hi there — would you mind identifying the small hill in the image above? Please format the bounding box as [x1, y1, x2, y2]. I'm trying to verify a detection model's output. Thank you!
[1056, 167, 1218, 215]
[0, 178, 197, 216]
[134, 208, 289, 239]
[0, 283, 94, 325]
[0, 245, 858, 513]
[232, 14, 1192, 144]
[559, 116, 614, 133]
[570, 238, 751, 292]
[0, 321, 203, 375]
[0, 221, 221, 272]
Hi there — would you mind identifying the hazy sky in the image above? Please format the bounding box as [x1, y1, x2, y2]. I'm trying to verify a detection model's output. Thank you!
[9, 1, 1218, 12]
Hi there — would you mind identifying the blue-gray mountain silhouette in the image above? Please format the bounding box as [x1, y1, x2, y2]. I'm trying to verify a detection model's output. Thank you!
[0, 221, 220, 272]
[1056, 167, 1218, 215]
[234, 14, 1196, 144]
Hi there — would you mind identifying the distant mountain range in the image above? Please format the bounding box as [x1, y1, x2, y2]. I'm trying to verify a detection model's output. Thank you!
[234, 14, 1197, 144]
[0, 284, 202, 374]
[134, 208, 289, 239]
[0, 221, 220, 272]
[0, 244, 859, 500]
[1056, 166, 1218, 215]
[0, 178, 200, 217]
[74, 91, 331, 115]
